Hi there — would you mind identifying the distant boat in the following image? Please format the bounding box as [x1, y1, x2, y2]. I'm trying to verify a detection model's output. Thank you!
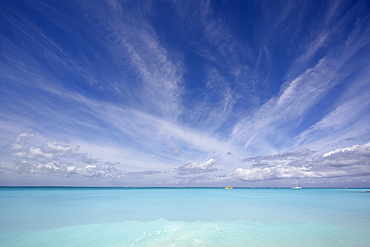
[292, 178, 302, 189]
[225, 186, 233, 189]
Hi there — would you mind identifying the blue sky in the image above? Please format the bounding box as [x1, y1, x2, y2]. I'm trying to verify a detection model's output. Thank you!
[1, 0, 370, 187]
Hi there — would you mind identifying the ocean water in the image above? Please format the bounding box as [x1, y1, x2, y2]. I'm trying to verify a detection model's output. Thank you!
[0, 187, 369, 247]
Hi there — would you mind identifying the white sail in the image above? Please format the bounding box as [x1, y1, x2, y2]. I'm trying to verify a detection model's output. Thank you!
[292, 178, 302, 189]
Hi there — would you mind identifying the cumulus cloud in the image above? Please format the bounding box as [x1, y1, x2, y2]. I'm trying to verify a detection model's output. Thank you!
[13, 160, 123, 179]
[177, 158, 218, 175]
[234, 166, 311, 181]
[323, 143, 369, 157]
[319, 142, 370, 171]
[7, 130, 124, 179]
[79, 162, 122, 179]
[10, 130, 97, 164]
[232, 165, 348, 181]
[73, 153, 98, 164]
[14, 160, 78, 175]
[11, 129, 33, 151]
[46, 141, 72, 153]
[234, 143, 370, 182]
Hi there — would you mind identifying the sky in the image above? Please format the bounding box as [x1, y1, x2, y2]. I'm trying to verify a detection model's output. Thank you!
[1, 0, 370, 187]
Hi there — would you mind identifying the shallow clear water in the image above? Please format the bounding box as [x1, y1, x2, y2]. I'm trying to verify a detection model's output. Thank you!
[0, 187, 369, 246]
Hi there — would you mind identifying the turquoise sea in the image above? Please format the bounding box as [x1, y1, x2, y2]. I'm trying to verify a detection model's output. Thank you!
[0, 187, 369, 247]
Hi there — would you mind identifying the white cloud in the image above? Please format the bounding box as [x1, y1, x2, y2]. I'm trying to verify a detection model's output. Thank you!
[29, 147, 54, 159]
[13, 160, 123, 179]
[231, 163, 359, 182]
[14, 160, 77, 175]
[233, 166, 320, 181]
[9, 130, 105, 166]
[78, 0, 184, 119]
[289, 75, 370, 153]
[232, 142, 370, 182]
[242, 149, 313, 162]
[231, 57, 342, 154]
[6, 130, 124, 179]
[10, 129, 33, 151]
[177, 158, 218, 175]
[79, 162, 122, 179]
[323, 144, 360, 157]
[321, 142, 370, 163]
[292, 32, 329, 68]
[229, 1, 370, 156]
[46, 141, 72, 153]
[1, 0, 370, 187]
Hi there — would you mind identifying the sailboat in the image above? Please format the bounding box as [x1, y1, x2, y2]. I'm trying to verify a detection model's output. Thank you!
[292, 178, 302, 189]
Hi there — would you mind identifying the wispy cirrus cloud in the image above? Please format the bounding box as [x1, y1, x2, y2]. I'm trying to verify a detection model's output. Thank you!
[76, 0, 185, 119]
[0, 68, 238, 175]
[1, 0, 369, 186]
[230, 5, 370, 155]
[168, 0, 258, 130]
[1, 0, 185, 124]
[289, 69, 370, 153]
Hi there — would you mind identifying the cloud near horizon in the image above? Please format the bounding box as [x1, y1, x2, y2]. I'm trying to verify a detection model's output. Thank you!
[177, 158, 218, 175]
[4, 130, 123, 179]
[1, 0, 370, 187]
[232, 142, 370, 182]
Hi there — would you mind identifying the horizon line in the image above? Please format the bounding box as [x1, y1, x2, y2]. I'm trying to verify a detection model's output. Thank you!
[1, 186, 369, 189]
